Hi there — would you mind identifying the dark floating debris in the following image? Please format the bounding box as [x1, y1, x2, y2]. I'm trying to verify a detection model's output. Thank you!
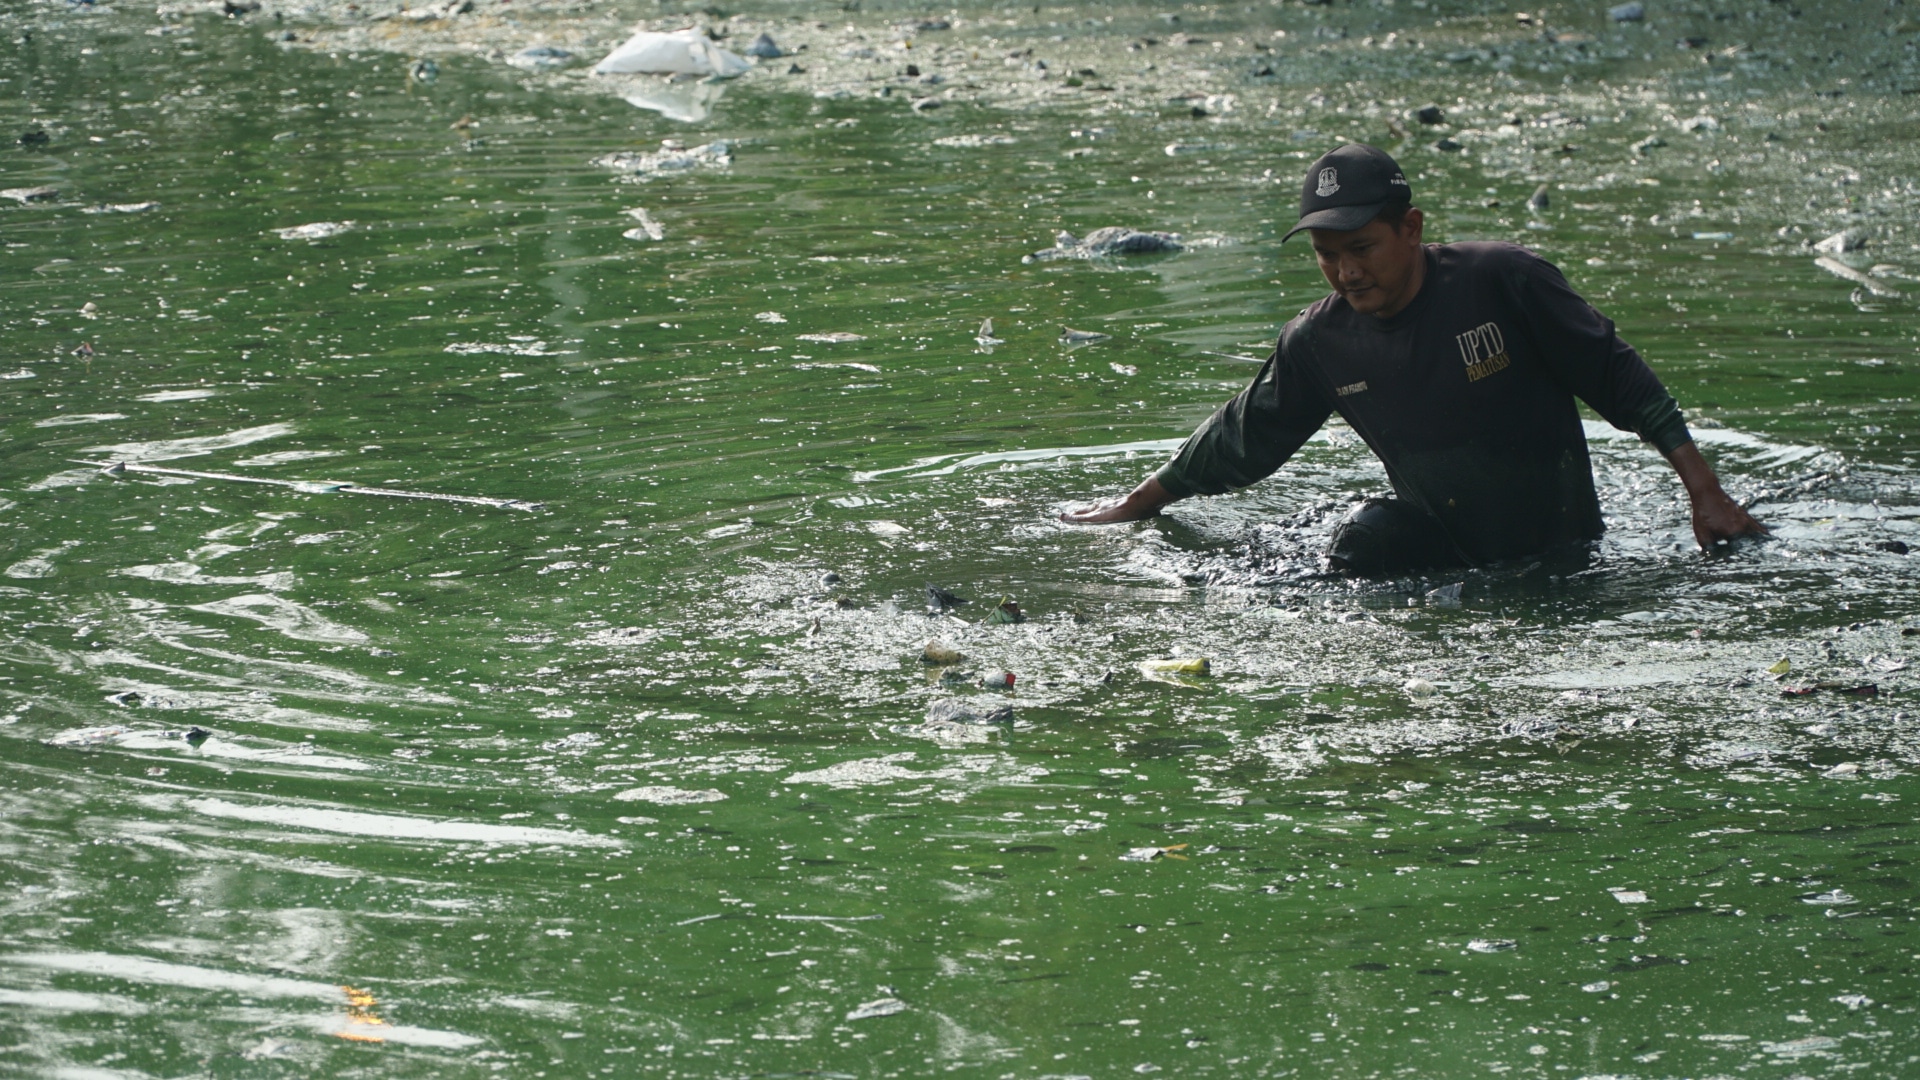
[1872, 540, 1909, 555]
[926, 584, 967, 613]
[1059, 327, 1112, 344]
[507, 46, 573, 71]
[926, 698, 1013, 725]
[18, 129, 51, 147]
[745, 33, 783, 59]
[1027, 227, 1184, 263]
[1415, 104, 1445, 125]
[1435, 138, 1463, 152]
[1781, 683, 1878, 698]
[1527, 184, 1550, 211]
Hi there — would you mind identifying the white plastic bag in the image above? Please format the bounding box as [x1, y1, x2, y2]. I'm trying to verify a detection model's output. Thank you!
[592, 28, 750, 78]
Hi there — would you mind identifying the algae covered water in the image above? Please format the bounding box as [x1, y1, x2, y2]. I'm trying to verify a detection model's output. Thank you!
[2, 0, 1918, 1075]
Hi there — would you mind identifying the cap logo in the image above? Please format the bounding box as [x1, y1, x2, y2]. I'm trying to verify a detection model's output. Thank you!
[1315, 168, 1340, 198]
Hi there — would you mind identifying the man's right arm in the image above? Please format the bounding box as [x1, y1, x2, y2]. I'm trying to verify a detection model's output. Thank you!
[1061, 329, 1333, 524]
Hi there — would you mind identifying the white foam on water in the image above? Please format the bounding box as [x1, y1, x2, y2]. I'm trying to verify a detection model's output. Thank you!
[86, 422, 295, 463]
[0, 951, 337, 1000]
[118, 563, 298, 591]
[34, 413, 127, 427]
[233, 450, 342, 466]
[133, 388, 219, 403]
[187, 593, 368, 644]
[853, 437, 1186, 482]
[181, 796, 623, 847]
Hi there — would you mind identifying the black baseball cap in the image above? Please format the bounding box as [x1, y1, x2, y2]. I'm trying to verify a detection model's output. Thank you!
[1282, 144, 1412, 241]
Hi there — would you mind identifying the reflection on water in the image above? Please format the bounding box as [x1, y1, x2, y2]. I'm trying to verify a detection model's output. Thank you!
[2, 0, 1917, 1075]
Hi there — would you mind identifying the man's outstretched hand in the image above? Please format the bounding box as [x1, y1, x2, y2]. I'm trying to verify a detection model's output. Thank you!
[1666, 441, 1768, 551]
[1689, 486, 1767, 551]
[1060, 476, 1179, 525]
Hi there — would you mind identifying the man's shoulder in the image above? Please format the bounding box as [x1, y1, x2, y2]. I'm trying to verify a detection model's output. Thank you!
[1287, 292, 1348, 332]
[1435, 239, 1547, 273]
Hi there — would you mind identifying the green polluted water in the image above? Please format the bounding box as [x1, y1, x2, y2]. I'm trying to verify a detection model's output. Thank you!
[3, 0, 1919, 1075]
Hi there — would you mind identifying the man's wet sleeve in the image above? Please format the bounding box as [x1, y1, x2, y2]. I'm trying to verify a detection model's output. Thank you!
[1150, 337, 1333, 499]
[1516, 257, 1692, 455]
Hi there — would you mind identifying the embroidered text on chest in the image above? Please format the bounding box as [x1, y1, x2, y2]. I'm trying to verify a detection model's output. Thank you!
[1455, 320, 1512, 383]
[1335, 380, 1369, 397]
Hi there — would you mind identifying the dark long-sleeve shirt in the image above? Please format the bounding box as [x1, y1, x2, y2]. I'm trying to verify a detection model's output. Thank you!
[1152, 241, 1690, 564]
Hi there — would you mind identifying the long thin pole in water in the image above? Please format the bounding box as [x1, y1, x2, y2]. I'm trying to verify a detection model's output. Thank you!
[71, 460, 545, 512]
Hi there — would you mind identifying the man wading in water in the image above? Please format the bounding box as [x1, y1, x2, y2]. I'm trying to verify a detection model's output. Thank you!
[1062, 144, 1766, 574]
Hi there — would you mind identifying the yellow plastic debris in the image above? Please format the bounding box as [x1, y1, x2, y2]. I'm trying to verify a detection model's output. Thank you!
[1767, 658, 1790, 675]
[1140, 657, 1210, 675]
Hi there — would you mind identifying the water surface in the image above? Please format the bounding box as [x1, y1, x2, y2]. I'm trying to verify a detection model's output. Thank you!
[3, 0, 1917, 1076]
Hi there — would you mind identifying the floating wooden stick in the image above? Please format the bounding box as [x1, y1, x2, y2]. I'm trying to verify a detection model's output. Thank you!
[74, 460, 544, 512]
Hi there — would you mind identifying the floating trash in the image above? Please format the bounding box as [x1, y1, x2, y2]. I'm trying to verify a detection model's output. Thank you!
[934, 133, 1017, 148]
[0, 185, 59, 204]
[1766, 658, 1791, 675]
[507, 46, 573, 71]
[920, 639, 963, 666]
[925, 584, 967, 613]
[744, 33, 783, 59]
[1609, 1, 1645, 21]
[1142, 658, 1210, 676]
[1812, 229, 1867, 255]
[1059, 327, 1111, 344]
[1027, 227, 1183, 263]
[925, 698, 1013, 725]
[1121, 844, 1188, 862]
[1466, 939, 1517, 953]
[83, 459, 541, 512]
[1800, 889, 1855, 906]
[974, 318, 1003, 345]
[978, 671, 1015, 691]
[593, 140, 733, 180]
[1691, 231, 1735, 241]
[612, 786, 728, 805]
[1403, 677, 1438, 697]
[796, 331, 866, 344]
[592, 28, 750, 78]
[985, 598, 1025, 625]
[1526, 184, 1549, 211]
[81, 202, 160, 214]
[1814, 256, 1901, 298]
[1497, 717, 1560, 739]
[1581, 980, 1611, 993]
[622, 206, 665, 241]
[1609, 889, 1650, 904]
[272, 221, 352, 241]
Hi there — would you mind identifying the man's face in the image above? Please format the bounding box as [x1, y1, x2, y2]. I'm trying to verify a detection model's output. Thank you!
[1309, 208, 1425, 318]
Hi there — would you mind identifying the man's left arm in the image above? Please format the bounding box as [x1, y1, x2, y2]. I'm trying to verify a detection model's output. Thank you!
[1513, 256, 1766, 550]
